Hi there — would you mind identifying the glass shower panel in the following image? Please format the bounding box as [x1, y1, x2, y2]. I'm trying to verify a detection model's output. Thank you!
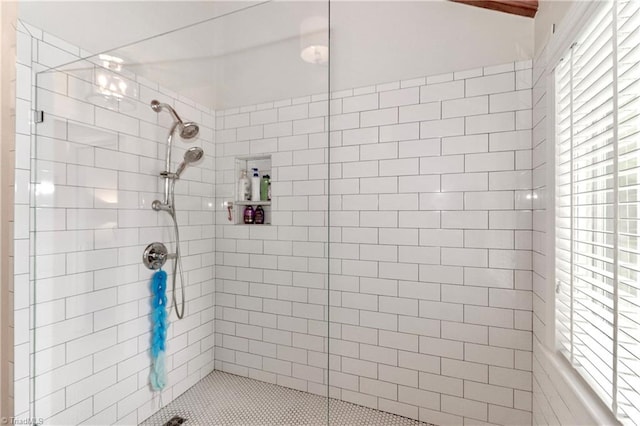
[31, 2, 329, 424]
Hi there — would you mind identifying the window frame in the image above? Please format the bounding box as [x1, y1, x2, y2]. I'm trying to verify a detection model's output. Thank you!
[548, 0, 638, 423]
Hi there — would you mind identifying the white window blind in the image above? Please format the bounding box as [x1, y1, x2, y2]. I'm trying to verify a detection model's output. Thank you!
[555, 0, 640, 423]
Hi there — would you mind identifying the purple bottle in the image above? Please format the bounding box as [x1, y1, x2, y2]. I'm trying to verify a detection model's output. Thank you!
[255, 205, 265, 224]
[243, 206, 255, 224]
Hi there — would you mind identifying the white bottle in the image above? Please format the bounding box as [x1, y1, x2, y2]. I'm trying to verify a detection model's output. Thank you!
[251, 168, 260, 201]
[238, 169, 250, 201]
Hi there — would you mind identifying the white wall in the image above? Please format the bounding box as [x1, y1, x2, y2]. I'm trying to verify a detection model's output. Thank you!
[14, 22, 216, 424]
[533, 0, 574, 57]
[214, 59, 535, 425]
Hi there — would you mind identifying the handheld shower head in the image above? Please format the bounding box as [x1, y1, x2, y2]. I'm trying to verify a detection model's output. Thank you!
[175, 147, 204, 178]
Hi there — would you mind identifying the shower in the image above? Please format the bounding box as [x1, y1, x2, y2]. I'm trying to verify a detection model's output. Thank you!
[149, 100, 203, 319]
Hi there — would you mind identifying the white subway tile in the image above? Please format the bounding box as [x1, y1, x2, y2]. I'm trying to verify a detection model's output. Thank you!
[398, 175, 439, 193]
[360, 311, 397, 331]
[379, 364, 418, 387]
[464, 267, 514, 289]
[380, 87, 419, 108]
[489, 210, 531, 230]
[464, 191, 514, 210]
[419, 264, 463, 284]
[399, 102, 440, 123]
[361, 142, 398, 161]
[343, 93, 379, 113]
[360, 377, 398, 400]
[377, 81, 400, 92]
[398, 386, 440, 412]
[420, 372, 463, 397]
[379, 228, 418, 246]
[330, 113, 360, 131]
[421, 80, 464, 102]
[441, 211, 488, 229]
[379, 295, 419, 316]
[398, 315, 439, 337]
[379, 123, 419, 143]
[441, 173, 488, 192]
[466, 112, 515, 134]
[420, 118, 464, 138]
[442, 134, 488, 155]
[466, 73, 515, 97]
[379, 262, 418, 281]
[420, 229, 463, 247]
[399, 211, 440, 229]
[489, 405, 532, 425]
[420, 155, 464, 174]
[442, 321, 488, 345]
[361, 108, 398, 127]
[516, 68, 533, 90]
[379, 194, 418, 211]
[465, 381, 514, 407]
[455, 67, 483, 80]
[442, 96, 488, 118]
[465, 230, 514, 249]
[360, 177, 397, 194]
[294, 117, 324, 134]
[490, 90, 532, 113]
[279, 104, 309, 121]
[489, 170, 532, 190]
[342, 127, 379, 145]
[442, 247, 487, 267]
[401, 77, 426, 88]
[398, 139, 440, 158]
[420, 192, 464, 210]
[465, 305, 513, 328]
[484, 63, 515, 76]
[419, 300, 463, 322]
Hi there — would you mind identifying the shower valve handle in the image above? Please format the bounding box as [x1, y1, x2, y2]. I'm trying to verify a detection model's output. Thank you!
[142, 242, 177, 270]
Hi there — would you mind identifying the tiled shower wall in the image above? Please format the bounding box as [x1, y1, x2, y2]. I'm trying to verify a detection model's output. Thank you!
[215, 61, 535, 425]
[14, 23, 216, 424]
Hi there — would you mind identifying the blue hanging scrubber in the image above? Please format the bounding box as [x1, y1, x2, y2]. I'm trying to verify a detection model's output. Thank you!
[150, 269, 168, 391]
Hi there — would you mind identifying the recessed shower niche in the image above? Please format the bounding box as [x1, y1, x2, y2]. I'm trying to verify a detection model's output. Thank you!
[232, 155, 272, 225]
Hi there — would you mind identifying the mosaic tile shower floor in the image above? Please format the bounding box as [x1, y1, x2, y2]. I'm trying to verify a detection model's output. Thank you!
[141, 371, 432, 425]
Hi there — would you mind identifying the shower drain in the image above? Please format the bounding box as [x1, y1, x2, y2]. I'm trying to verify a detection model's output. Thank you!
[163, 415, 187, 426]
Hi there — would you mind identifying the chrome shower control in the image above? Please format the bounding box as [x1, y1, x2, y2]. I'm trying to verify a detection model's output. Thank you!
[152, 200, 173, 212]
[143, 242, 173, 270]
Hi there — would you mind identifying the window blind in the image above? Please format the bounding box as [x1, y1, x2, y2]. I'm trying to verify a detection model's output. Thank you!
[555, 0, 640, 423]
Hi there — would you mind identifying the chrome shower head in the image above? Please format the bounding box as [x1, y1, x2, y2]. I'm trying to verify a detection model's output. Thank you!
[184, 146, 204, 163]
[175, 147, 204, 178]
[180, 122, 200, 139]
[150, 99, 199, 139]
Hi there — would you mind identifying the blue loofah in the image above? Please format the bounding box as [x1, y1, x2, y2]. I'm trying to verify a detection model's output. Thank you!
[150, 269, 168, 391]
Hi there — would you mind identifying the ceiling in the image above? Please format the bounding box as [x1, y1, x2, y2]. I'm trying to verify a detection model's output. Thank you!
[19, 1, 534, 110]
[18, 1, 259, 54]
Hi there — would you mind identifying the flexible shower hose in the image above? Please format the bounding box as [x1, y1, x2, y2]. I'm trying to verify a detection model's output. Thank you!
[167, 178, 186, 319]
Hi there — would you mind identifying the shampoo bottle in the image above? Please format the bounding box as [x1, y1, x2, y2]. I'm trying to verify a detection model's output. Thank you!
[238, 169, 250, 201]
[255, 205, 265, 224]
[251, 168, 260, 201]
[243, 205, 254, 224]
[260, 174, 270, 201]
